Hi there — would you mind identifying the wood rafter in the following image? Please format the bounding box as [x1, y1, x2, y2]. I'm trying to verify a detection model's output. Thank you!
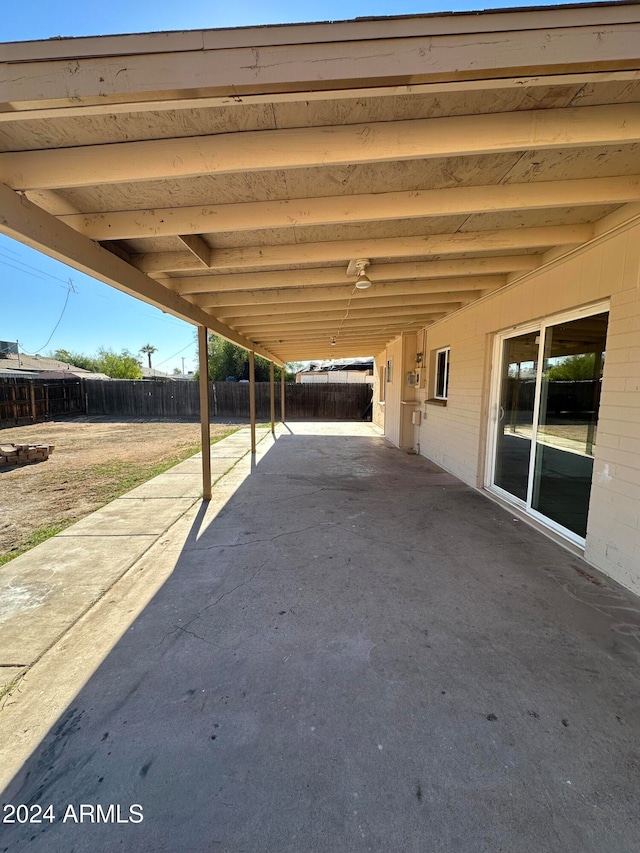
[232, 315, 440, 333]
[133, 226, 591, 274]
[222, 299, 462, 327]
[171, 259, 537, 295]
[214, 297, 470, 323]
[201, 285, 493, 313]
[1, 70, 637, 123]
[0, 183, 282, 365]
[2, 106, 639, 191]
[3, 3, 640, 364]
[57, 176, 640, 240]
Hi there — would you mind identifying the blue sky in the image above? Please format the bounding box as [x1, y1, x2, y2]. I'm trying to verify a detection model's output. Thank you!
[1, 0, 570, 371]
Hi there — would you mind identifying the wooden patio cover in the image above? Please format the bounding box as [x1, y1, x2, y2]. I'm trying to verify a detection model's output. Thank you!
[1, 1, 640, 365]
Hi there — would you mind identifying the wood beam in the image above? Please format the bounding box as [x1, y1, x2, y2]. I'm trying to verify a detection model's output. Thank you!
[3, 70, 638, 123]
[275, 345, 383, 354]
[212, 291, 479, 319]
[258, 330, 395, 344]
[3, 7, 639, 110]
[269, 352, 387, 361]
[237, 315, 442, 334]
[223, 302, 462, 327]
[172, 259, 537, 294]
[259, 332, 396, 343]
[177, 235, 211, 267]
[195, 277, 504, 309]
[136, 226, 591, 273]
[263, 350, 390, 359]
[3, 106, 639, 191]
[61, 176, 640, 240]
[25, 190, 82, 217]
[262, 341, 392, 351]
[0, 183, 282, 366]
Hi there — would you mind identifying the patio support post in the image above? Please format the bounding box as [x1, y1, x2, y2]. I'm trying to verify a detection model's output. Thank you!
[281, 370, 286, 424]
[198, 325, 212, 500]
[249, 350, 256, 454]
[270, 361, 275, 435]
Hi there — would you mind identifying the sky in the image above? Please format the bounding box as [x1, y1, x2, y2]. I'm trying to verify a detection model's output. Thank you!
[1, 0, 572, 372]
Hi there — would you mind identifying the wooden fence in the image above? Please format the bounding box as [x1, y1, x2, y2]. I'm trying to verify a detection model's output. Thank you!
[84, 380, 372, 420]
[0, 377, 372, 426]
[0, 378, 83, 427]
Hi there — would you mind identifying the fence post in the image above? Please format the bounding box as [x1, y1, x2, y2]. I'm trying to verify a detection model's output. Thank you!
[29, 381, 37, 423]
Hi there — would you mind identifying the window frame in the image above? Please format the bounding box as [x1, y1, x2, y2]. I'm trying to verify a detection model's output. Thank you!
[434, 347, 450, 400]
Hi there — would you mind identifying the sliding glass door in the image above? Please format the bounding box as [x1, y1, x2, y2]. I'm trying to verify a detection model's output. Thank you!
[489, 306, 608, 544]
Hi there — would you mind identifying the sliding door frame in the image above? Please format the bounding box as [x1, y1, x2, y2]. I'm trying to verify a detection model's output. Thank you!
[485, 300, 610, 547]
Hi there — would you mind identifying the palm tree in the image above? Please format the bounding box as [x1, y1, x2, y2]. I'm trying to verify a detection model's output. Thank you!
[140, 343, 158, 370]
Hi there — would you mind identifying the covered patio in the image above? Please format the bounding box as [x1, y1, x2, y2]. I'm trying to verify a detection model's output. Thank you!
[1, 422, 640, 851]
[2, 3, 640, 848]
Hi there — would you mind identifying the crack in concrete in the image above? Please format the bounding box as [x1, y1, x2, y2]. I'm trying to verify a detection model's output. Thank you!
[155, 560, 269, 651]
[175, 626, 220, 648]
[190, 521, 335, 552]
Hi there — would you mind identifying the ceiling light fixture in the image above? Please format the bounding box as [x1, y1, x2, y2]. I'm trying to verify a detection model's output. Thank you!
[347, 258, 372, 290]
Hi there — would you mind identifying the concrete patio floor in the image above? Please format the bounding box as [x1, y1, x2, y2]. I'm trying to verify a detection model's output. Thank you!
[1, 421, 639, 852]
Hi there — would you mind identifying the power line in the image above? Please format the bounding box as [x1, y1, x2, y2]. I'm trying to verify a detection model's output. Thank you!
[24, 279, 77, 354]
[0, 255, 72, 289]
[155, 339, 196, 367]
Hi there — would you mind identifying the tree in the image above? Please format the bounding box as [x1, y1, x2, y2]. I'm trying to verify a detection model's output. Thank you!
[97, 348, 143, 379]
[52, 347, 143, 379]
[52, 348, 100, 372]
[547, 353, 598, 381]
[140, 343, 158, 369]
[203, 334, 294, 381]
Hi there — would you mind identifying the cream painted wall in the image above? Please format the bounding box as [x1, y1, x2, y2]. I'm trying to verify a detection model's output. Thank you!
[381, 221, 640, 593]
[375, 335, 419, 448]
[372, 353, 385, 430]
[382, 337, 404, 447]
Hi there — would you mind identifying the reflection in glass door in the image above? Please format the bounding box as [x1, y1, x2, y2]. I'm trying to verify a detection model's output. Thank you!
[531, 312, 608, 538]
[490, 308, 609, 543]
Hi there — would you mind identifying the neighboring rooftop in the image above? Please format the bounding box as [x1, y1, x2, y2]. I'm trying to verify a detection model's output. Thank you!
[0, 353, 111, 380]
[300, 358, 374, 373]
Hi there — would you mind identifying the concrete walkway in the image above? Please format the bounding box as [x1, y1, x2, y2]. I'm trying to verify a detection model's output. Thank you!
[0, 426, 270, 681]
[1, 422, 640, 852]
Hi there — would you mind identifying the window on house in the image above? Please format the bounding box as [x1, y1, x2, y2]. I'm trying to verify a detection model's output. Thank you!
[386, 358, 393, 383]
[434, 347, 450, 400]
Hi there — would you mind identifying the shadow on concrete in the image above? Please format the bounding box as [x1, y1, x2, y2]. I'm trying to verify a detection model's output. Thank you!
[2, 425, 640, 852]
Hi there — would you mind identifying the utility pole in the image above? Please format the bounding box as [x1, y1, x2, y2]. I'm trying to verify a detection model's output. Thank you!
[181, 357, 186, 375]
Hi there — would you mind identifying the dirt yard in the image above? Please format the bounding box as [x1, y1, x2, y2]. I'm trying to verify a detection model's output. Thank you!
[0, 417, 238, 560]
